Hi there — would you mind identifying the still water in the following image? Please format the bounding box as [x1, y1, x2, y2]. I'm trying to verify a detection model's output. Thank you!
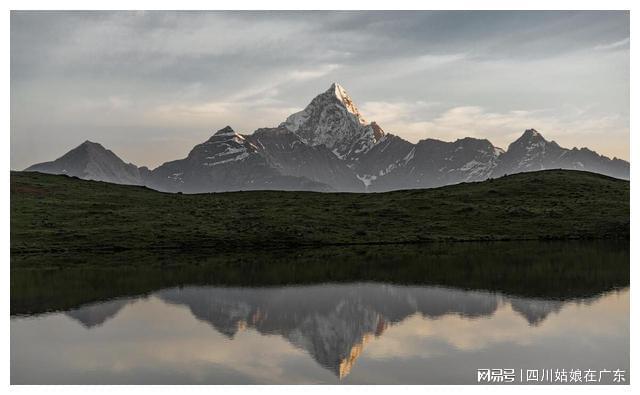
[10, 242, 630, 384]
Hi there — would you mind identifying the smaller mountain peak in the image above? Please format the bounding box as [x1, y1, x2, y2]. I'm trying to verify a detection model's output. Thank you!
[77, 140, 105, 152]
[214, 126, 236, 136]
[522, 129, 543, 139]
[514, 129, 547, 144]
[507, 128, 548, 152]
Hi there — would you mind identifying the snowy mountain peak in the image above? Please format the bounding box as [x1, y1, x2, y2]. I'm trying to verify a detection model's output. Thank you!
[509, 129, 548, 150]
[188, 127, 257, 170]
[206, 126, 248, 145]
[327, 83, 366, 124]
[214, 126, 237, 136]
[519, 129, 545, 141]
[279, 83, 382, 161]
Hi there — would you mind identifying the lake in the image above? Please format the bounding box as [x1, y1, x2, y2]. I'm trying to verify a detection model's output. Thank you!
[10, 241, 630, 384]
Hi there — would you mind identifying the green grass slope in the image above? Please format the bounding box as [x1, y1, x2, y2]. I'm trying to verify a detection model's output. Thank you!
[11, 169, 629, 254]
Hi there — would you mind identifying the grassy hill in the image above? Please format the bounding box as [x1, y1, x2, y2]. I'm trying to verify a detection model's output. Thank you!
[10, 169, 629, 254]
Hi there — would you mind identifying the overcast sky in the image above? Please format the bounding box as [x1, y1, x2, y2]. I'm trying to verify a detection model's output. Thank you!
[10, 11, 630, 170]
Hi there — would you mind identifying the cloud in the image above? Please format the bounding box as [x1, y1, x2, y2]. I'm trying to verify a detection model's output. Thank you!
[594, 37, 630, 51]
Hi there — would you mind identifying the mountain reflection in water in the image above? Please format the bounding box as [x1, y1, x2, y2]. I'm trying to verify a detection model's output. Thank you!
[42, 284, 619, 380]
[11, 241, 629, 384]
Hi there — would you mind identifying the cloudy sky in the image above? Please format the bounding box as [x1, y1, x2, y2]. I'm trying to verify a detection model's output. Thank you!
[10, 11, 630, 170]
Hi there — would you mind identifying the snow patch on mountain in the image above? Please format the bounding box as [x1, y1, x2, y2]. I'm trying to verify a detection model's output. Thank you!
[167, 172, 184, 183]
[199, 128, 256, 167]
[204, 151, 250, 166]
[357, 174, 377, 188]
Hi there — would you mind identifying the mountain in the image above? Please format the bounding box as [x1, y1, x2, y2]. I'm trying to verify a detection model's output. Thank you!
[281, 83, 384, 162]
[245, 126, 363, 192]
[25, 140, 147, 185]
[145, 126, 331, 193]
[351, 133, 415, 190]
[491, 129, 629, 178]
[23, 83, 630, 192]
[365, 137, 504, 191]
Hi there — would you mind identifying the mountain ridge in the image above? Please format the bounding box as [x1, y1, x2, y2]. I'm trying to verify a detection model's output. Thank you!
[24, 83, 630, 192]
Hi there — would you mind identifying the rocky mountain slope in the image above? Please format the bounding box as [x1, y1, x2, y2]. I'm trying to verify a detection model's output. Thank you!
[25, 140, 148, 185]
[145, 126, 330, 193]
[491, 129, 629, 179]
[24, 83, 629, 192]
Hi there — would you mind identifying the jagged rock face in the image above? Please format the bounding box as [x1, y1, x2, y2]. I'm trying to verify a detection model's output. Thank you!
[352, 133, 415, 190]
[246, 126, 364, 192]
[556, 148, 630, 178]
[146, 126, 332, 193]
[24, 85, 629, 193]
[25, 141, 144, 185]
[369, 137, 504, 191]
[281, 83, 383, 162]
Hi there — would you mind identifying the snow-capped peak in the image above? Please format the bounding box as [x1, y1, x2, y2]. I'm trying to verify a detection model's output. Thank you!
[278, 83, 383, 161]
[190, 126, 256, 168]
[328, 82, 366, 124]
[214, 126, 237, 136]
[205, 126, 249, 147]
